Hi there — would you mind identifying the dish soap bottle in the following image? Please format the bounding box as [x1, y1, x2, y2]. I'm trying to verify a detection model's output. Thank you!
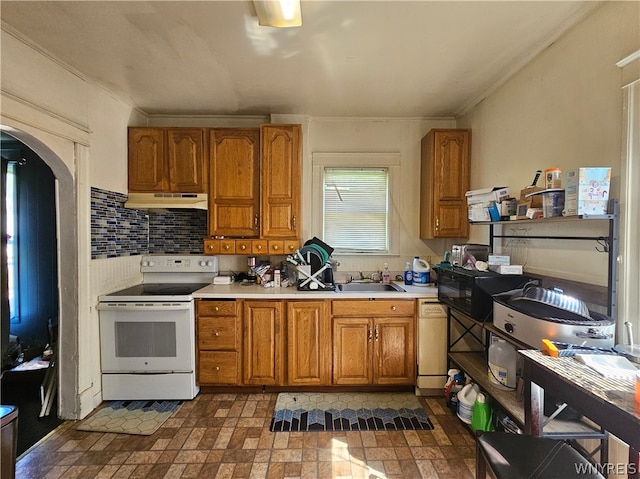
[382, 263, 391, 284]
[404, 262, 413, 285]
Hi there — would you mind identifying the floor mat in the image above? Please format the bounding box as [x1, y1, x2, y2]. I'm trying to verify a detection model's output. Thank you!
[76, 400, 181, 435]
[270, 392, 434, 432]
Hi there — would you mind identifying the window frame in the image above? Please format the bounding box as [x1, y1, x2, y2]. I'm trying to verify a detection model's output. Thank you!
[311, 152, 400, 256]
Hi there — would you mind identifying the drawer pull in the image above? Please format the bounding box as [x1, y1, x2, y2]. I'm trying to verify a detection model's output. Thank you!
[215, 366, 220, 371]
[214, 331, 219, 336]
[375, 324, 379, 341]
[391, 305, 397, 311]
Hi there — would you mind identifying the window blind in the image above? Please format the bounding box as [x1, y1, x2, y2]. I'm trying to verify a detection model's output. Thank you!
[323, 168, 389, 253]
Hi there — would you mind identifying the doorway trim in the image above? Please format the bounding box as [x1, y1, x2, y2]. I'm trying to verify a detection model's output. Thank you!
[1, 125, 79, 419]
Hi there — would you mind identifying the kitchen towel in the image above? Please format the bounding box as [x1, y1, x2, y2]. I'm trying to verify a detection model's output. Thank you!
[76, 400, 181, 435]
[270, 392, 434, 432]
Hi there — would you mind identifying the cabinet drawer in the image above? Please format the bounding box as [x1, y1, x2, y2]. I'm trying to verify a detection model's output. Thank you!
[198, 317, 239, 350]
[236, 240, 252, 254]
[220, 239, 236, 254]
[197, 300, 237, 317]
[284, 240, 300, 254]
[198, 351, 240, 385]
[332, 299, 414, 317]
[268, 240, 284, 254]
[203, 239, 219, 255]
[252, 240, 268, 255]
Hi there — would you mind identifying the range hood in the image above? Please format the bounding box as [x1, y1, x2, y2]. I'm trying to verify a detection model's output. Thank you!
[124, 192, 208, 210]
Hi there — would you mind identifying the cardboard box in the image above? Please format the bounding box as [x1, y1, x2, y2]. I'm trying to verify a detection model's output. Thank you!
[488, 264, 523, 275]
[488, 255, 510, 265]
[565, 167, 611, 216]
[468, 202, 501, 222]
[466, 187, 510, 205]
[520, 186, 543, 207]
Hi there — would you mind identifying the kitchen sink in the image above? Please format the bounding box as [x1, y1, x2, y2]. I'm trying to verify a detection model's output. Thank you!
[335, 283, 406, 293]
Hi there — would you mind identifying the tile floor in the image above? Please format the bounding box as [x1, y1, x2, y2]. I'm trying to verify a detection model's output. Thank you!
[15, 393, 477, 479]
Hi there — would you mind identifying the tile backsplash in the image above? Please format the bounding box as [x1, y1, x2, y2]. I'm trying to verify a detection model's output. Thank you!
[91, 187, 207, 259]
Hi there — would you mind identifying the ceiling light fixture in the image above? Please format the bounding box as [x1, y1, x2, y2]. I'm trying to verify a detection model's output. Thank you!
[253, 0, 302, 28]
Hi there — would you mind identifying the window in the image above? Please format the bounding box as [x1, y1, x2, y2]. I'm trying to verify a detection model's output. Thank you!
[312, 152, 400, 255]
[5, 162, 19, 323]
[323, 168, 389, 253]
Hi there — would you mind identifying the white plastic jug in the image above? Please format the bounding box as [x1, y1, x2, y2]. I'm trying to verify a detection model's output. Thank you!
[412, 256, 431, 286]
[457, 383, 480, 424]
[488, 339, 517, 390]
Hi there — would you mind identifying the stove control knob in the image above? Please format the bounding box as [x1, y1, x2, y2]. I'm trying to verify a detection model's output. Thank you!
[206, 261, 214, 267]
[505, 323, 514, 333]
[199, 260, 207, 267]
[146, 261, 155, 267]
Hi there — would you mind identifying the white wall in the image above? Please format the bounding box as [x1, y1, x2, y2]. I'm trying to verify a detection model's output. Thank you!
[458, 1, 639, 288]
[1, 27, 142, 418]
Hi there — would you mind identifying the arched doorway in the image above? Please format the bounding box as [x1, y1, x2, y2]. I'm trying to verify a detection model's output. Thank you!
[1, 125, 79, 419]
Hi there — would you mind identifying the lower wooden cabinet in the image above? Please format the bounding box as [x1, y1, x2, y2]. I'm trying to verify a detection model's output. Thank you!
[196, 300, 241, 385]
[332, 300, 416, 385]
[287, 300, 331, 385]
[243, 300, 284, 385]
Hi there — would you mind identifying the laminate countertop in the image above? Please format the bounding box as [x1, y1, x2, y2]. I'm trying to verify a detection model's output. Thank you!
[193, 281, 438, 300]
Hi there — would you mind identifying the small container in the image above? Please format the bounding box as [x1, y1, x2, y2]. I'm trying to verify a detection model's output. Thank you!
[635, 370, 640, 405]
[471, 392, 493, 432]
[545, 167, 562, 189]
[404, 262, 413, 285]
[274, 269, 281, 287]
[541, 189, 565, 218]
[382, 263, 391, 284]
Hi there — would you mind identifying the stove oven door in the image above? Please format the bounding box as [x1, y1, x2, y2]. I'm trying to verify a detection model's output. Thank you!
[98, 301, 195, 373]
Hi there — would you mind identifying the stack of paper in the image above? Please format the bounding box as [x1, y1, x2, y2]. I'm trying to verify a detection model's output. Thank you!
[574, 354, 639, 380]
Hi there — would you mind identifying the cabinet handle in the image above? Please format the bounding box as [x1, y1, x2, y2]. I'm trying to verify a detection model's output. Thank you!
[256, 244, 263, 251]
[435, 216, 440, 231]
[214, 331, 219, 336]
[215, 366, 220, 371]
[214, 306, 219, 312]
[375, 325, 379, 341]
[391, 305, 397, 311]
[272, 244, 279, 251]
[240, 244, 246, 251]
[368, 326, 373, 342]
[223, 244, 230, 251]
[207, 244, 214, 251]
[292, 214, 297, 231]
[254, 214, 259, 231]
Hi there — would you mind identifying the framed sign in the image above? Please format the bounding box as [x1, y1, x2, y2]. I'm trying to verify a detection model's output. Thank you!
[516, 200, 532, 219]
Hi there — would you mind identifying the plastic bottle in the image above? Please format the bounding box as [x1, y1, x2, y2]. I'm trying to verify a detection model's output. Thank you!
[404, 262, 413, 285]
[457, 383, 480, 424]
[448, 372, 466, 412]
[412, 256, 431, 286]
[444, 368, 459, 401]
[488, 339, 517, 390]
[382, 263, 391, 284]
[471, 393, 493, 432]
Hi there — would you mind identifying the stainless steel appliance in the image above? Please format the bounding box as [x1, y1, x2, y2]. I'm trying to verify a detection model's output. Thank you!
[415, 298, 448, 395]
[451, 244, 491, 266]
[97, 255, 218, 400]
[493, 286, 615, 349]
[437, 266, 534, 321]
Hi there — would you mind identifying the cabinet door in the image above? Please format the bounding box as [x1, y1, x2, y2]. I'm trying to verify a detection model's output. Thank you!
[287, 301, 331, 385]
[260, 124, 301, 239]
[209, 128, 260, 237]
[420, 129, 470, 238]
[243, 301, 283, 385]
[332, 318, 372, 385]
[167, 128, 206, 192]
[128, 128, 167, 192]
[374, 317, 415, 385]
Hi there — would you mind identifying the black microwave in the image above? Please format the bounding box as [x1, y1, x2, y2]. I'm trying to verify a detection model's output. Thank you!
[436, 266, 534, 321]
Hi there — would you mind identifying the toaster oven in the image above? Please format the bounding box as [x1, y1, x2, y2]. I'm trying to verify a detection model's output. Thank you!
[436, 266, 534, 321]
[451, 244, 491, 267]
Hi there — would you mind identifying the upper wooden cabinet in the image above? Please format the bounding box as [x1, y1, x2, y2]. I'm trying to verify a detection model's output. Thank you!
[128, 127, 206, 193]
[260, 124, 301, 239]
[209, 128, 260, 237]
[420, 129, 470, 239]
[206, 124, 302, 246]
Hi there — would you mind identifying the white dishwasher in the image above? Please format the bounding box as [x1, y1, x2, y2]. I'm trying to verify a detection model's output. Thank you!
[415, 298, 448, 396]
